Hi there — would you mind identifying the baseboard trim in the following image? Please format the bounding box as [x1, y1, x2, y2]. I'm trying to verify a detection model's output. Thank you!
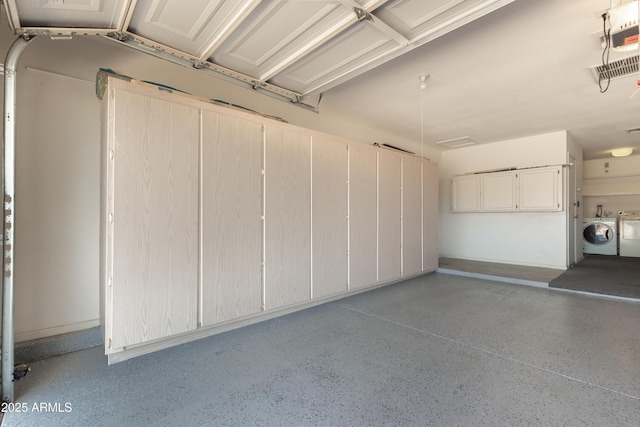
[15, 319, 100, 343]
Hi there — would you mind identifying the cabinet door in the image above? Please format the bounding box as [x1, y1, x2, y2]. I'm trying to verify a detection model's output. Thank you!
[378, 149, 402, 283]
[519, 166, 562, 211]
[451, 175, 481, 212]
[201, 110, 263, 326]
[402, 156, 423, 277]
[109, 88, 199, 350]
[482, 171, 518, 211]
[264, 126, 311, 309]
[312, 135, 348, 299]
[348, 144, 378, 289]
[423, 160, 439, 272]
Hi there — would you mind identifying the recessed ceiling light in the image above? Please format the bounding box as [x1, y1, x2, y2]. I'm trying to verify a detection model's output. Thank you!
[612, 147, 633, 157]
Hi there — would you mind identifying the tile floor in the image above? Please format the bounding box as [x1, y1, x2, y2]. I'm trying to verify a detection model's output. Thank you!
[2, 273, 640, 426]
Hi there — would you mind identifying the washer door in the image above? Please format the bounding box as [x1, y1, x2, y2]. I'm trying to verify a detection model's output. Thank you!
[583, 223, 613, 245]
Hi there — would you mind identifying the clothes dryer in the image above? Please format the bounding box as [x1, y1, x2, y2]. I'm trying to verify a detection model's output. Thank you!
[619, 213, 640, 257]
[583, 218, 617, 256]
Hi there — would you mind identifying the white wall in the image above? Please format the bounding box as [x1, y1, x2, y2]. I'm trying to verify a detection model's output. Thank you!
[582, 154, 640, 218]
[440, 131, 570, 269]
[13, 70, 101, 341]
[567, 132, 584, 266]
[0, 23, 442, 342]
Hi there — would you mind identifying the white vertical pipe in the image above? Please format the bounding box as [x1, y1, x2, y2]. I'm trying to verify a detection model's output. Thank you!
[3, 36, 34, 403]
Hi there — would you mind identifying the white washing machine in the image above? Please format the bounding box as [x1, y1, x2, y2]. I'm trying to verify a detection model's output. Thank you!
[619, 213, 640, 257]
[583, 218, 618, 255]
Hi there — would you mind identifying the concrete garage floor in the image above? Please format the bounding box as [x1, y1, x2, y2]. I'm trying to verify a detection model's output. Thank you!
[3, 273, 640, 426]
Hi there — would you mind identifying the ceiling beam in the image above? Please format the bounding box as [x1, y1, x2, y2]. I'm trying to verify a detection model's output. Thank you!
[196, 0, 263, 65]
[256, 0, 401, 83]
[409, 0, 515, 45]
[256, 8, 357, 82]
[3, 0, 22, 33]
[118, 0, 139, 33]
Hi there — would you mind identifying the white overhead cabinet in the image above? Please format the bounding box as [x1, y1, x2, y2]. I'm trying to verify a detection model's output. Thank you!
[518, 166, 562, 211]
[481, 171, 518, 212]
[451, 166, 563, 213]
[451, 175, 481, 212]
[101, 77, 439, 363]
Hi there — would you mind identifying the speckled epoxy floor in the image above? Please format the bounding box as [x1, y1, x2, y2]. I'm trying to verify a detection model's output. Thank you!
[3, 273, 640, 426]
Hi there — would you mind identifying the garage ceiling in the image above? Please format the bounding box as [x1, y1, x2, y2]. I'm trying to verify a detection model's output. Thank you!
[3, 1, 640, 160]
[2, 0, 514, 103]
